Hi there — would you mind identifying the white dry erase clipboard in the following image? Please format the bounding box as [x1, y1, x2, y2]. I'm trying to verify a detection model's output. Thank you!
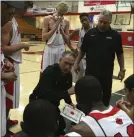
[60, 103, 85, 124]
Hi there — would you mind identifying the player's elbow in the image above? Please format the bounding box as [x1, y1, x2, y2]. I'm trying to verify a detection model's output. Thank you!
[42, 34, 49, 41]
[42, 35, 47, 41]
[42, 37, 46, 41]
[1, 47, 11, 55]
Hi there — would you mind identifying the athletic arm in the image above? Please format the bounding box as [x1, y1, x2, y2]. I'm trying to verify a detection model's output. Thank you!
[115, 33, 125, 81]
[121, 106, 134, 122]
[75, 50, 85, 65]
[66, 28, 80, 52]
[4, 58, 14, 72]
[117, 54, 125, 71]
[125, 107, 134, 122]
[130, 107, 134, 122]
[117, 53, 125, 81]
[1, 72, 17, 82]
[68, 121, 95, 137]
[116, 33, 124, 70]
[60, 20, 69, 43]
[122, 107, 134, 122]
[75, 32, 89, 64]
[42, 16, 62, 41]
[117, 101, 134, 122]
[60, 20, 73, 51]
[1, 23, 28, 55]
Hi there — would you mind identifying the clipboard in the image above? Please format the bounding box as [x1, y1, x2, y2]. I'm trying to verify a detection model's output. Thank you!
[60, 103, 85, 124]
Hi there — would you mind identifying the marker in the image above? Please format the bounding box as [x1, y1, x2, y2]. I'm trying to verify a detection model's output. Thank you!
[121, 97, 124, 102]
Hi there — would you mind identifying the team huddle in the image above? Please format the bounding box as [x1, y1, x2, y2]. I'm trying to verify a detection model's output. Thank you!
[1, 1, 134, 137]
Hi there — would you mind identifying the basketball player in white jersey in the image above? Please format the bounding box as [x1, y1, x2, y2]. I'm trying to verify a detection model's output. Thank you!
[66, 76, 134, 137]
[2, 19, 29, 108]
[69, 13, 90, 82]
[117, 74, 134, 122]
[2, 1, 33, 135]
[41, 2, 75, 73]
[1, 1, 32, 136]
[1, 51, 17, 137]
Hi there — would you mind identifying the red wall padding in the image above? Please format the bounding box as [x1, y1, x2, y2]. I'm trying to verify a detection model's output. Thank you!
[120, 32, 134, 46]
[69, 30, 79, 41]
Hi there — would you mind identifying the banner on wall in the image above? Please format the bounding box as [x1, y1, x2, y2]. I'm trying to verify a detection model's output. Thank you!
[84, 0, 116, 6]
[28, 8, 56, 14]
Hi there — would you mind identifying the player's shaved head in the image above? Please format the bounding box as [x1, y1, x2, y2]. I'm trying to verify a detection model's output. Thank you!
[75, 76, 103, 114]
[21, 99, 58, 137]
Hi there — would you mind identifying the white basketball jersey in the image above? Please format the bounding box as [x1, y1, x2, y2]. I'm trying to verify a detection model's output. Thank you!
[78, 28, 86, 49]
[8, 17, 22, 63]
[81, 106, 134, 137]
[46, 16, 65, 47]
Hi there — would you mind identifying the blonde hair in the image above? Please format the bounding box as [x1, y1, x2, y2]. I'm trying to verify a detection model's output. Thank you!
[56, 2, 68, 11]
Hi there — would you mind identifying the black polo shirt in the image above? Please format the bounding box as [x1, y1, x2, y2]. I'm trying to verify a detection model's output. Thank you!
[81, 27, 123, 77]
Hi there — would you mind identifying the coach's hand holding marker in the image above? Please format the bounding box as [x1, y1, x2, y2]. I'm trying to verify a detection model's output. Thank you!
[68, 86, 75, 95]
[70, 103, 76, 109]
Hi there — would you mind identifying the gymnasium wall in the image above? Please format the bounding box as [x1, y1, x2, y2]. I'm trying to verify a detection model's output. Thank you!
[68, 14, 134, 47]
[32, 1, 78, 12]
[78, 1, 131, 13]
[36, 13, 134, 30]
[35, 13, 134, 47]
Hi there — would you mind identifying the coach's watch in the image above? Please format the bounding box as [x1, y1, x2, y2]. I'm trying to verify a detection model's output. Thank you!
[120, 69, 126, 72]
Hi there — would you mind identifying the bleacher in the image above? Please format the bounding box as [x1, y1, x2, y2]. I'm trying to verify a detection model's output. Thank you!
[15, 17, 42, 42]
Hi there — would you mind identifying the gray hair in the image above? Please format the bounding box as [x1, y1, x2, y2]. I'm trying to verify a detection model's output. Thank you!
[100, 10, 112, 23]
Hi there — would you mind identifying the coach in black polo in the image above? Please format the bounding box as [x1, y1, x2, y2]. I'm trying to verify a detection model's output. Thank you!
[74, 10, 126, 107]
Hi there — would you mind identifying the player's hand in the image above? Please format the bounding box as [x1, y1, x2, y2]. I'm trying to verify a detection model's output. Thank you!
[3, 72, 17, 82]
[118, 70, 125, 82]
[73, 63, 80, 74]
[70, 103, 76, 109]
[56, 16, 64, 26]
[58, 16, 64, 20]
[116, 99, 132, 109]
[117, 101, 131, 115]
[68, 87, 75, 95]
[60, 25, 64, 34]
[23, 43, 30, 51]
[4, 60, 14, 72]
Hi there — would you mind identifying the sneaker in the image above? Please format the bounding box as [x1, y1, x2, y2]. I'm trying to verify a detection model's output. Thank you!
[7, 119, 18, 128]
